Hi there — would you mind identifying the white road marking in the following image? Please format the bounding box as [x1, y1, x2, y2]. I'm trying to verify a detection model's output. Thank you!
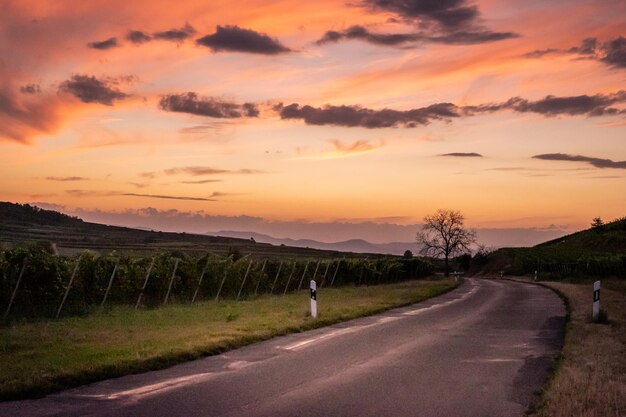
[62, 373, 215, 401]
[461, 358, 524, 363]
[281, 281, 478, 351]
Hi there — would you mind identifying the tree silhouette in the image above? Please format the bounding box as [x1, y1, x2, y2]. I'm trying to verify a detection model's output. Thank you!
[416, 209, 476, 277]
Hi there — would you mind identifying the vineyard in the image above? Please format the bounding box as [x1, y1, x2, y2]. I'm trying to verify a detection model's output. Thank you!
[0, 245, 432, 321]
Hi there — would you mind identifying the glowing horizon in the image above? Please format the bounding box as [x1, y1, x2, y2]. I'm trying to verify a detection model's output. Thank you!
[1, 0, 625, 237]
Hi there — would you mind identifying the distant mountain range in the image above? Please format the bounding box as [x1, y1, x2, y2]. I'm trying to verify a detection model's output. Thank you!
[213, 231, 417, 256]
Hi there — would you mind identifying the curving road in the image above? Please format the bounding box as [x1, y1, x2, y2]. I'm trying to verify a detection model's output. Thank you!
[0, 278, 565, 417]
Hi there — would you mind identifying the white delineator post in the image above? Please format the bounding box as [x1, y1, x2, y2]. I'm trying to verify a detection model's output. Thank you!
[592, 280, 601, 322]
[310, 280, 317, 319]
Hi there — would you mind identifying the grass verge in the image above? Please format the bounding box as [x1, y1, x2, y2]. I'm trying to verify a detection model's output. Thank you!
[0, 278, 458, 401]
[527, 279, 626, 417]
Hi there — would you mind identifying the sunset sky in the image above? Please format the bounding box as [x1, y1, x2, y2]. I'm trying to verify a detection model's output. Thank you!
[1, 0, 625, 245]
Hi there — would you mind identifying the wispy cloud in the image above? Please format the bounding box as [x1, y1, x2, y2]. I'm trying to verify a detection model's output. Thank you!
[65, 189, 218, 201]
[524, 36, 626, 69]
[153, 24, 196, 42]
[439, 152, 483, 157]
[45, 176, 88, 181]
[277, 91, 626, 128]
[120, 192, 216, 201]
[295, 139, 384, 159]
[164, 166, 266, 176]
[181, 179, 224, 184]
[159, 93, 259, 118]
[317, 0, 518, 48]
[533, 153, 626, 169]
[58, 75, 128, 105]
[87, 37, 119, 50]
[317, 25, 517, 47]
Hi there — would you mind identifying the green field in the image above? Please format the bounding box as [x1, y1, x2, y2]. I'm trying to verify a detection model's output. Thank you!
[0, 278, 458, 400]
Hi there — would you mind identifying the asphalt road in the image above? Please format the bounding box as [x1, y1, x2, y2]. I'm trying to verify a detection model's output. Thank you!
[0, 278, 566, 417]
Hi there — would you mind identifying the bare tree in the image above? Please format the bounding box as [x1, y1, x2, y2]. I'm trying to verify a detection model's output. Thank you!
[416, 209, 476, 277]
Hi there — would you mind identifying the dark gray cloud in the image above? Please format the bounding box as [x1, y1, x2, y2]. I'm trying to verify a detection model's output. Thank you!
[439, 152, 483, 157]
[19, 84, 41, 94]
[364, 0, 479, 29]
[196, 25, 291, 54]
[87, 37, 119, 50]
[317, 26, 421, 46]
[429, 30, 518, 44]
[58, 75, 128, 105]
[533, 153, 626, 169]
[277, 102, 459, 128]
[153, 24, 196, 42]
[45, 176, 87, 181]
[503, 91, 626, 117]
[159, 92, 259, 118]
[525, 36, 626, 69]
[601, 36, 626, 68]
[317, 0, 518, 48]
[524, 38, 598, 58]
[278, 91, 626, 128]
[126, 30, 152, 44]
[317, 25, 517, 46]
[569, 37, 598, 55]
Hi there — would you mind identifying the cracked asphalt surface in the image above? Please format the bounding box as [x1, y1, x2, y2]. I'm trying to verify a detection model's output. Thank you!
[0, 278, 565, 417]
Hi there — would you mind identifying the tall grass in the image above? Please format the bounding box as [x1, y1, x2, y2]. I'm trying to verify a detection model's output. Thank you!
[0, 278, 457, 400]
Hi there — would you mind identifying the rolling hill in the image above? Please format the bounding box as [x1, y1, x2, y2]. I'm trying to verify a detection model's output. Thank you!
[472, 216, 626, 277]
[0, 202, 378, 259]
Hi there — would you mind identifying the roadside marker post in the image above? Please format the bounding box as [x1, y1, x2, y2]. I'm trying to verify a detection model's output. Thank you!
[163, 258, 180, 305]
[3, 260, 27, 321]
[100, 260, 119, 307]
[592, 280, 601, 322]
[534, 270, 538, 281]
[310, 280, 317, 319]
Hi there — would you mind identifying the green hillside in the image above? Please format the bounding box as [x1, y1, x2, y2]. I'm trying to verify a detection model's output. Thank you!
[537, 217, 626, 253]
[471, 217, 626, 278]
[0, 202, 352, 259]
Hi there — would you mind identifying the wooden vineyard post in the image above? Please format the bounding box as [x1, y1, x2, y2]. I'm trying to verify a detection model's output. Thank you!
[236, 260, 254, 301]
[270, 261, 283, 294]
[192, 257, 210, 304]
[100, 260, 119, 307]
[297, 260, 310, 291]
[56, 255, 83, 319]
[330, 260, 341, 287]
[163, 258, 180, 305]
[135, 257, 156, 310]
[3, 260, 27, 321]
[319, 261, 331, 288]
[283, 261, 297, 295]
[254, 260, 267, 295]
[215, 263, 229, 302]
